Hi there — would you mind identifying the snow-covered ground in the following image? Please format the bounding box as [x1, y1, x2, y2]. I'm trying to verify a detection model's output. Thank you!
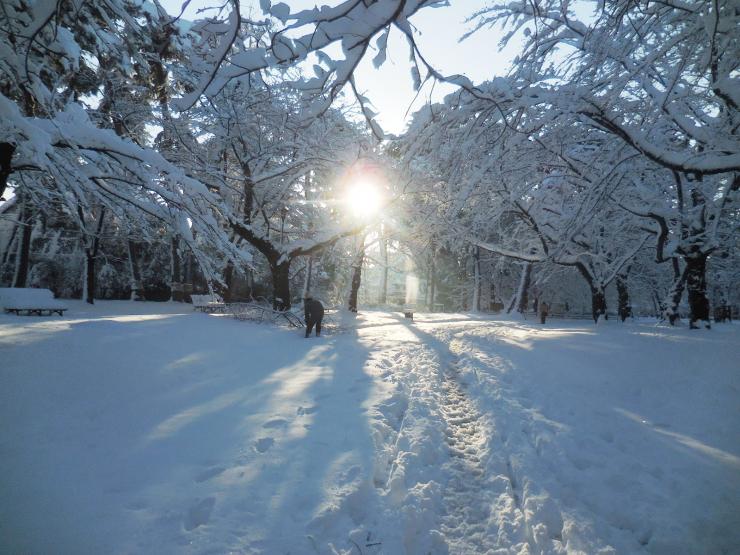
[1, 302, 738, 554]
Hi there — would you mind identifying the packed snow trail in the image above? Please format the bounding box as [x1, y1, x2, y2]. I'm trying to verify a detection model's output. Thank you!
[359, 315, 550, 554]
[438, 361, 490, 551]
[359, 313, 740, 554]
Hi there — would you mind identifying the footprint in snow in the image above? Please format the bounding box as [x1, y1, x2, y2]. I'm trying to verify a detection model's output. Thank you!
[194, 466, 225, 483]
[297, 405, 318, 416]
[599, 429, 615, 443]
[184, 497, 215, 531]
[262, 418, 288, 428]
[254, 437, 274, 453]
[125, 500, 148, 511]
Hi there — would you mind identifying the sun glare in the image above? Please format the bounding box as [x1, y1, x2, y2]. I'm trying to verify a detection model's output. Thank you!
[346, 180, 382, 218]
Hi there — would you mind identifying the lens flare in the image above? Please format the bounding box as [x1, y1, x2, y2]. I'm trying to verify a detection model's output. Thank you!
[346, 180, 382, 217]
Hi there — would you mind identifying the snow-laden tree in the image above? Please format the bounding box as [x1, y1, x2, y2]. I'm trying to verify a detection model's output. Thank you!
[0, 0, 256, 288]
[178, 49, 378, 308]
[397, 84, 655, 321]
[173, 0, 456, 139]
[466, 0, 740, 324]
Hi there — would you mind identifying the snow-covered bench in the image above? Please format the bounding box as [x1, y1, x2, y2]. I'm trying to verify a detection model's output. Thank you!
[191, 294, 226, 313]
[0, 288, 68, 316]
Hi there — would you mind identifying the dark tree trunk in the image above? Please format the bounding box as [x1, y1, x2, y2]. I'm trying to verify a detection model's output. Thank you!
[514, 262, 532, 315]
[428, 249, 436, 311]
[183, 252, 194, 302]
[616, 275, 631, 322]
[270, 260, 291, 310]
[221, 261, 235, 303]
[85, 251, 96, 304]
[348, 249, 364, 313]
[127, 240, 144, 300]
[170, 236, 184, 302]
[0, 142, 15, 200]
[685, 253, 710, 329]
[84, 207, 106, 304]
[379, 226, 388, 305]
[574, 263, 606, 323]
[651, 290, 662, 319]
[664, 259, 686, 324]
[473, 246, 481, 312]
[590, 286, 607, 323]
[1, 220, 18, 268]
[13, 192, 33, 288]
[303, 257, 313, 298]
[424, 259, 430, 308]
[13, 201, 32, 288]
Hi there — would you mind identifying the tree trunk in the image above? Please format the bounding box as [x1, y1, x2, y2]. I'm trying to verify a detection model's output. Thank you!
[270, 259, 291, 310]
[428, 248, 436, 311]
[424, 261, 430, 307]
[1, 220, 19, 270]
[84, 208, 106, 304]
[472, 246, 481, 312]
[171, 236, 183, 302]
[348, 249, 365, 313]
[220, 261, 235, 303]
[664, 260, 687, 324]
[127, 240, 143, 300]
[590, 286, 607, 323]
[574, 263, 607, 323]
[513, 262, 532, 315]
[183, 252, 194, 302]
[85, 251, 96, 304]
[13, 197, 32, 288]
[651, 290, 662, 319]
[303, 257, 313, 298]
[685, 253, 710, 328]
[0, 142, 14, 200]
[379, 224, 388, 305]
[616, 275, 631, 322]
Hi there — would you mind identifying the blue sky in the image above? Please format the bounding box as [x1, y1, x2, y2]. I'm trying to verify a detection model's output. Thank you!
[159, 1, 517, 134]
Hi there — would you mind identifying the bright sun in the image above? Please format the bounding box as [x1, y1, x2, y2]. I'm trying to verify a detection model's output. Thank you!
[346, 180, 382, 218]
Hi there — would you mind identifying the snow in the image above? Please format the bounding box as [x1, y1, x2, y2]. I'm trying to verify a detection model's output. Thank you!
[1, 303, 738, 554]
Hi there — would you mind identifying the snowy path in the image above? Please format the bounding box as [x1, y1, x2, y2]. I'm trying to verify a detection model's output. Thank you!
[438, 361, 490, 551]
[2, 304, 739, 554]
[360, 314, 740, 554]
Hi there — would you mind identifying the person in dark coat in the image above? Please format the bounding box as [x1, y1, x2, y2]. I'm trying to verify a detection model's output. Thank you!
[539, 301, 549, 324]
[304, 294, 324, 337]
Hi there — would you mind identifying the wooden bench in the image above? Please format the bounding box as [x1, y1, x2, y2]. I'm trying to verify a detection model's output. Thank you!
[191, 294, 226, 313]
[0, 288, 68, 316]
[714, 305, 732, 323]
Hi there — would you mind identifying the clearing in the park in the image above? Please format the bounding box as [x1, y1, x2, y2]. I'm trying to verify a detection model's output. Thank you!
[1, 302, 738, 554]
[1, 1, 738, 552]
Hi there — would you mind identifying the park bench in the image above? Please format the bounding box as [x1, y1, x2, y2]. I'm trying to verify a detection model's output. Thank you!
[0, 288, 68, 316]
[546, 304, 593, 320]
[714, 305, 733, 323]
[191, 294, 226, 313]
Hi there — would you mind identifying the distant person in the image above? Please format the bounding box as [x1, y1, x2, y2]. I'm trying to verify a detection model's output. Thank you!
[304, 294, 324, 338]
[539, 301, 549, 324]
